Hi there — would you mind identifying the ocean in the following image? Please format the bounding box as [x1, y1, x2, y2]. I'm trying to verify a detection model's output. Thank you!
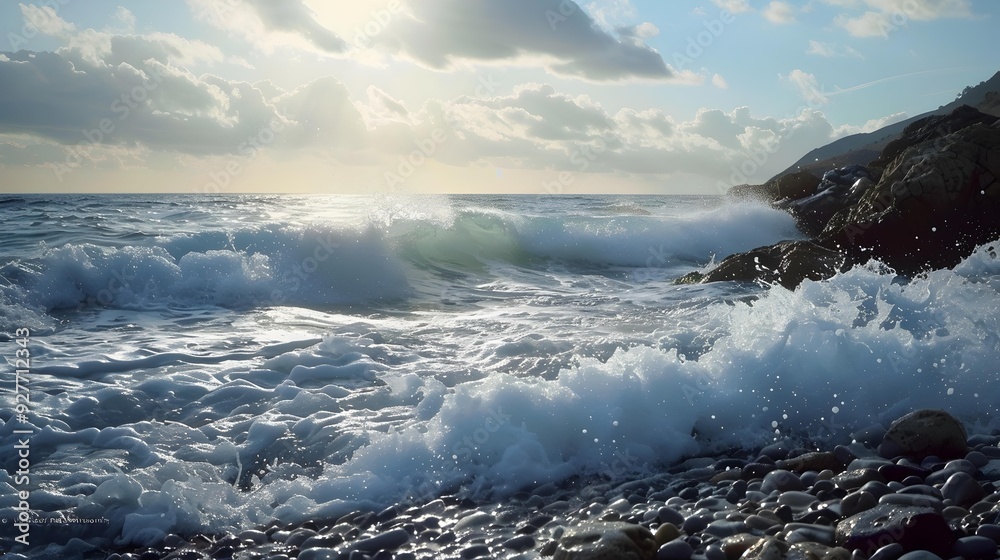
[2, 193, 999, 557]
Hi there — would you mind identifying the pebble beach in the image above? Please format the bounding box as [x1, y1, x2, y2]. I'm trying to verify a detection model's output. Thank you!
[86, 410, 1000, 560]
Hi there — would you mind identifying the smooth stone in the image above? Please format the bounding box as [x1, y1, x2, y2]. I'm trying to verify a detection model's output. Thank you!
[879, 409, 968, 461]
[941, 505, 969, 519]
[976, 523, 1000, 542]
[896, 484, 941, 498]
[704, 543, 727, 560]
[859, 480, 891, 499]
[739, 536, 788, 559]
[285, 529, 318, 548]
[704, 520, 746, 538]
[460, 544, 491, 559]
[657, 507, 685, 526]
[895, 553, 943, 560]
[925, 459, 978, 485]
[952, 535, 998, 559]
[301, 536, 345, 550]
[760, 469, 805, 494]
[847, 459, 893, 470]
[777, 491, 818, 509]
[654, 523, 680, 547]
[900, 476, 922, 486]
[681, 514, 711, 534]
[350, 529, 410, 554]
[453, 512, 494, 531]
[778, 451, 844, 474]
[745, 514, 780, 531]
[720, 534, 760, 559]
[742, 462, 776, 479]
[834, 445, 860, 466]
[502, 534, 535, 551]
[789, 542, 851, 560]
[782, 523, 835, 546]
[655, 539, 694, 560]
[878, 463, 930, 483]
[941, 471, 986, 508]
[296, 550, 340, 560]
[878, 493, 943, 511]
[554, 522, 657, 560]
[833, 468, 885, 491]
[835, 504, 954, 556]
[967, 450, 990, 468]
[869, 542, 904, 560]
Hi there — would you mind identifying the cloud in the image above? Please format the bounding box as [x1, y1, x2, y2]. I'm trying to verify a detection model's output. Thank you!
[712, 73, 729, 89]
[806, 40, 864, 58]
[763, 2, 796, 23]
[187, 0, 347, 54]
[832, 0, 974, 37]
[711, 0, 753, 13]
[785, 69, 828, 105]
[376, 0, 673, 82]
[834, 111, 908, 136]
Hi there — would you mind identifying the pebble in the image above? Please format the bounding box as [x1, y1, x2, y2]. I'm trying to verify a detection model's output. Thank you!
[99, 413, 1000, 560]
[952, 535, 998, 559]
[869, 542, 904, 560]
[655, 539, 694, 560]
[941, 471, 986, 507]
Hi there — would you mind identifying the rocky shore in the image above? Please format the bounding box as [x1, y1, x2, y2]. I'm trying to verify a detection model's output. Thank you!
[685, 105, 1000, 289]
[82, 409, 1000, 560]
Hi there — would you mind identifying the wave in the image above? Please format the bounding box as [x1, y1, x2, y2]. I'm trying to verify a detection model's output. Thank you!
[1, 199, 799, 317]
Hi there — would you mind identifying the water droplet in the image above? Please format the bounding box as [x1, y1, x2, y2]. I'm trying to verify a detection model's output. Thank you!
[947, 387, 954, 395]
[832, 406, 840, 414]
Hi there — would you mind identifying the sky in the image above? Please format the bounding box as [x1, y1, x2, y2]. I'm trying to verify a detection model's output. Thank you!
[0, 0, 996, 195]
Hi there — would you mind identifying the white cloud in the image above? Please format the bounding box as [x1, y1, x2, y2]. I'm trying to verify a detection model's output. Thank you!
[187, 0, 347, 54]
[833, 0, 974, 37]
[712, 73, 729, 89]
[763, 2, 796, 23]
[806, 40, 864, 58]
[376, 0, 673, 82]
[785, 69, 829, 105]
[711, 0, 753, 13]
[834, 111, 908, 136]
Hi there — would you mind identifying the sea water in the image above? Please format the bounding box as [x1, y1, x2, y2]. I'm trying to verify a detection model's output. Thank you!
[1, 193, 999, 556]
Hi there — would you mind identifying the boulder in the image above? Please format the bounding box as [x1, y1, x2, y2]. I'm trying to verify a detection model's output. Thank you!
[702, 105, 1000, 289]
[822, 119, 1000, 275]
[700, 240, 844, 288]
[554, 522, 657, 560]
[782, 165, 875, 236]
[878, 409, 968, 460]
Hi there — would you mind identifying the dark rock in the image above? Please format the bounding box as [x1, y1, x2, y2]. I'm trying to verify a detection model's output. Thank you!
[704, 105, 1000, 289]
[779, 451, 845, 474]
[700, 240, 843, 289]
[835, 503, 954, 556]
[350, 529, 410, 554]
[760, 469, 805, 494]
[879, 410, 968, 461]
[941, 471, 986, 508]
[503, 535, 536, 552]
[953, 535, 998, 559]
[784, 165, 875, 236]
[553, 522, 657, 560]
[654, 539, 693, 560]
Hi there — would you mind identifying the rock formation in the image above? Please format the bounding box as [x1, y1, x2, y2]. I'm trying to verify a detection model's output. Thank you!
[701, 106, 1000, 287]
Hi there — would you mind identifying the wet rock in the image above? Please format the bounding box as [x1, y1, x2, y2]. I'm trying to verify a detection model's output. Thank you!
[779, 451, 845, 474]
[350, 528, 410, 554]
[941, 471, 986, 508]
[739, 537, 789, 560]
[835, 503, 953, 556]
[655, 539, 693, 560]
[699, 240, 844, 289]
[554, 522, 657, 560]
[654, 523, 680, 547]
[761, 469, 806, 494]
[952, 535, 998, 559]
[878, 410, 968, 461]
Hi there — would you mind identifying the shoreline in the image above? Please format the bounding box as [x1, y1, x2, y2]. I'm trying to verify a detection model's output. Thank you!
[90, 410, 1000, 560]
